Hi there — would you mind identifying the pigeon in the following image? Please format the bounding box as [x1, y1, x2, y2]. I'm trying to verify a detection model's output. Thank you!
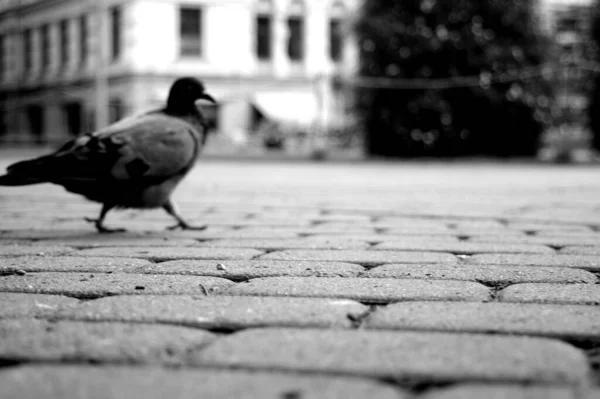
[0, 77, 216, 233]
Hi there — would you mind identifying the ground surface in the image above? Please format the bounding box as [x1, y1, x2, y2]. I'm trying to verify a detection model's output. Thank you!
[1, 151, 600, 398]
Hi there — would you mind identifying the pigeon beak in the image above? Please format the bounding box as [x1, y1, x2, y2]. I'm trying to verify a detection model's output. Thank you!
[200, 93, 216, 104]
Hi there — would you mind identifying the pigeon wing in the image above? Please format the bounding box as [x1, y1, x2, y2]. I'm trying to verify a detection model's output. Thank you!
[6, 113, 200, 185]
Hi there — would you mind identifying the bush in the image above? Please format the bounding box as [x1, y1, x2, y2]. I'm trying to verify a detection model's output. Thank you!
[588, 1, 600, 151]
[354, 0, 553, 157]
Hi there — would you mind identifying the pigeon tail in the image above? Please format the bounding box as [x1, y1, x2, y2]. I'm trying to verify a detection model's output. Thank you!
[0, 173, 44, 186]
[0, 154, 62, 186]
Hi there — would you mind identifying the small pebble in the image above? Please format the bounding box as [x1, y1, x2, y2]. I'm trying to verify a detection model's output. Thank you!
[216, 263, 227, 271]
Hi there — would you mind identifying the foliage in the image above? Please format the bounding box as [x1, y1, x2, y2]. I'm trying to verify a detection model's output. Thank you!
[588, 1, 600, 151]
[353, 0, 553, 157]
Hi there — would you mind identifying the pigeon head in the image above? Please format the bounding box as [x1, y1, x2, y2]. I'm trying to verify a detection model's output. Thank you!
[166, 77, 216, 115]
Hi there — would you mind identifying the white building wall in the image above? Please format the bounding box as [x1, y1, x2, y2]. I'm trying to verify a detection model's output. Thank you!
[0, 0, 360, 143]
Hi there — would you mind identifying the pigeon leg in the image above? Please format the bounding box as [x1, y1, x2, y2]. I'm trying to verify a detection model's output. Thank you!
[163, 200, 206, 231]
[85, 204, 126, 233]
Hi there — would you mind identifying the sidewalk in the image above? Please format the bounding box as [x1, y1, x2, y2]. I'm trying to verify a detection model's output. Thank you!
[1, 157, 600, 398]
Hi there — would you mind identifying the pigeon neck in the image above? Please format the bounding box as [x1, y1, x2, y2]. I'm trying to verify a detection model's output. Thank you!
[164, 101, 198, 117]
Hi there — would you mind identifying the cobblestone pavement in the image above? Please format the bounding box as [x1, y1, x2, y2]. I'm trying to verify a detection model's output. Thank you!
[1, 154, 600, 398]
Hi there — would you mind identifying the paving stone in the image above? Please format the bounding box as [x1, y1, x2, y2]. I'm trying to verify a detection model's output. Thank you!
[74, 247, 264, 262]
[373, 218, 450, 228]
[0, 293, 79, 318]
[32, 237, 200, 248]
[0, 244, 74, 257]
[306, 234, 462, 243]
[450, 220, 506, 228]
[191, 219, 311, 228]
[55, 295, 367, 329]
[0, 366, 406, 399]
[420, 384, 580, 399]
[561, 247, 600, 255]
[373, 242, 553, 254]
[383, 226, 455, 234]
[260, 250, 458, 266]
[0, 319, 215, 365]
[499, 284, 600, 305]
[366, 302, 600, 340]
[1, 227, 234, 243]
[451, 228, 518, 236]
[226, 277, 490, 303]
[0, 256, 151, 273]
[140, 260, 364, 279]
[193, 328, 589, 384]
[466, 254, 600, 271]
[301, 225, 378, 234]
[364, 263, 596, 285]
[186, 228, 302, 239]
[0, 272, 234, 298]
[507, 222, 593, 234]
[198, 238, 370, 250]
[470, 236, 600, 247]
[313, 214, 373, 223]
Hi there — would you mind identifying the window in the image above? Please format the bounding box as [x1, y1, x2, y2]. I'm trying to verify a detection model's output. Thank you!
[110, 6, 122, 61]
[109, 98, 125, 123]
[41, 24, 51, 68]
[287, 17, 304, 61]
[63, 102, 82, 136]
[287, 0, 305, 61]
[59, 19, 69, 68]
[79, 14, 88, 65]
[256, 16, 272, 60]
[329, 20, 343, 62]
[179, 7, 202, 57]
[329, 1, 346, 62]
[256, 0, 273, 60]
[0, 35, 5, 81]
[23, 29, 33, 72]
[0, 107, 6, 137]
[26, 105, 45, 143]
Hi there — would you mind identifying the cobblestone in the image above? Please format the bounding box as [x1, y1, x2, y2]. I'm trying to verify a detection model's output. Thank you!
[199, 237, 371, 250]
[0, 366, 407, 399]
[0, 319, 215, 364]
[0, 256, 152, 273]
[0, 272, 234, 298]
[499, 284, 600, 305]
[470, 236, 600, 247]
[419, 384, 581, 399]
[0, 244, 74, 257]
[3, 157, 600, 393]
[373, 242, 554, 254]
[193, 328, 590, 384]
[260, 250, 458, 265]
[53, 295, 367, 329]
[139, 260, 364, 279]
[561, 247, 600, 255]
[366, 302, 600, 340]
[364, 263, 597, 284]
[73, 247, 264, 262]
[0, 293, 79, 319]
[466, 254, 600, 271]
[226, 277, 491, 302]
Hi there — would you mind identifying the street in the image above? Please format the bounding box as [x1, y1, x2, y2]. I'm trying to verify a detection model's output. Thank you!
[1, 153, 600, 398]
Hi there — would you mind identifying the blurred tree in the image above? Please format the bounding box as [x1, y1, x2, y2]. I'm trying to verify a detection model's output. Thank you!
[588, 1, 600, 151]
[354, 0, 552, 157]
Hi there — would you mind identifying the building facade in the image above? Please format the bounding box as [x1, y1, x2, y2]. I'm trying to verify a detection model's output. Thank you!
[0, 0, 359, 144]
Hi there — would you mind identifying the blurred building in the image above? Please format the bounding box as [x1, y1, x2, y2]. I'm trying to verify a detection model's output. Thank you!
[0, 0, 358, 144]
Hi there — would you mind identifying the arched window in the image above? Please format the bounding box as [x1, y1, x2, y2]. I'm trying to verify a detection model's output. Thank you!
[287, 0, 305, 61]
[329, 0, 346, 62]
[256, 0, 273, 60]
